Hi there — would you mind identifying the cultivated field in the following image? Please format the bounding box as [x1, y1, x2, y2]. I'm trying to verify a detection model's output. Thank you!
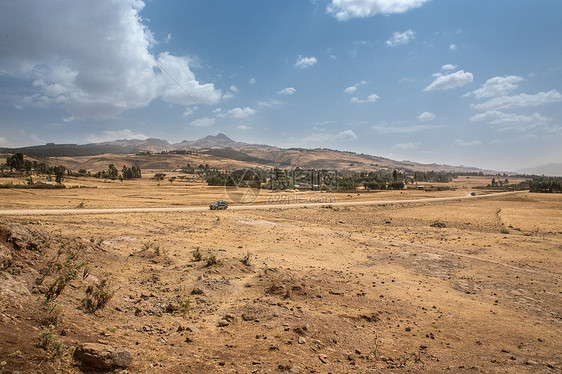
[0, 176, 560, 373]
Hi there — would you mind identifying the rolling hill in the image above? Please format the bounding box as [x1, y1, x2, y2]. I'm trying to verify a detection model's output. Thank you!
[1, 134, 485, 173]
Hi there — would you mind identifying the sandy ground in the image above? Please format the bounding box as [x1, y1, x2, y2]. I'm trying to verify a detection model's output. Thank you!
[0, 177, 560, 373]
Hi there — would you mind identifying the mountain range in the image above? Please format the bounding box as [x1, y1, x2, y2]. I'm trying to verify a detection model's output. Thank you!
[0, 133, 502, 174]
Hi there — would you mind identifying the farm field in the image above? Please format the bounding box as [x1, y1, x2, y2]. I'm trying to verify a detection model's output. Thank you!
[0, 176, 560, 373]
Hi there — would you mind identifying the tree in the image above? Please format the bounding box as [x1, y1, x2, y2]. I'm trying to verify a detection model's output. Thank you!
[53, 166, 65, 184]
[6, 153, 24, 171]
[108, 164, 118, 179]
[152, 173, 166, 181]
[392, 169, 398, 182]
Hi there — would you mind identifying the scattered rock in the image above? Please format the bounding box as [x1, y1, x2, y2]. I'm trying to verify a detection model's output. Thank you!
[318, 354, 328, 364]
[430, 221, 446, 228]
[3, 225, 45, 251]
[191, 287, 204, 295]
[0, 243, 12, 270]
[74, 343, 132, 370]
[298, 336, 306, 344]
[218, 319, 230, 327]
[224, 313, 236, 321]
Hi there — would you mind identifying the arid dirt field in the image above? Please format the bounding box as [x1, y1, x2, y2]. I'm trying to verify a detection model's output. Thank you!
[0, 177, 560, 373]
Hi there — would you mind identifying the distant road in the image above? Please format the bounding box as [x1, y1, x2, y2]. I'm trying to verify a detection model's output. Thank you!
[0, 191, 526, 216]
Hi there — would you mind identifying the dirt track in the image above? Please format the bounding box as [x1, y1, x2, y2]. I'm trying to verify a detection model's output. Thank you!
[0, 191, 524, 215]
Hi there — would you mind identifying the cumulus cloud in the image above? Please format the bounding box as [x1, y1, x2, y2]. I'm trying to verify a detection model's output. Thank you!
[158, 52, 222, 106]
[189, 117, 215, 127]
[335, 129, 358, 140]
[0, 0, 221, 119]
[87, 129, 148, 143]
[227, 107, 256, 118]
[237, 125, 251, 130]
[423, 70, 473, 91]
[295, 55, 318, 69]
[277, 87, 296, 95]
[351, 94, 379, 103]
[452, 139, 481, 147]
[328, 0, 430, 21]
[417, 111, 436, 122]
[471, 90, 562, 111]
[385, 30, 415, 47]
[465, 75, 524, 99]
[392, 142, 421, 150]
[441, 64, 457, 71]
[230, 85, 239, 93]
[344, 81, 367, 94]
[249, 78, 256, 85]
[449, 44, 458, 50]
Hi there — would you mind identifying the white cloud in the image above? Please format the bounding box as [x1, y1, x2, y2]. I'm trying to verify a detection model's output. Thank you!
[227, 107, 256, 118]
[0, 0, 221, 119]
[423, 70, 473, 91]
[449, 44, 457, 50]
[180, 106, 198, 119]
[385, 30, 415, 47]
[344, 81, 367, 94]
[87, 129, 148, 143]
[417, 111, 436, 122]
[158, 52, 222, 106]
[237, 125, 251, 130]
[277, 87, 296, 95]
[189, 117, 215, 127]
[453, 139, 481, 147]
[249, 78, 256, 85]
[230, 85, 239, 93]
[335, 129, 358, 140]
[257, 99, 282, 108]
[441, 64, 457, 71]
[0, 137, 9, 147]
[470, 110, 549, 125]
[222, 92, 235, 99]
[328, 0, 430, 21]
[351, 93, 379, 103]
[472, 89, 562, 111]
[465, 75, 524, 99]
[295, 55, 318, 69]
[469, 110, 560, 132]
[372, 123, 445, 133]
[392, 142, 421, 150]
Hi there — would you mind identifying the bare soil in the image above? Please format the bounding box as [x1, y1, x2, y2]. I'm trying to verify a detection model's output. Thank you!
[0, 177, 560, 373]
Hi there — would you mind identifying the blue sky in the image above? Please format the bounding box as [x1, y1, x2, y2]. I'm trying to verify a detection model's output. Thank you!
[1, 0, 561, 171]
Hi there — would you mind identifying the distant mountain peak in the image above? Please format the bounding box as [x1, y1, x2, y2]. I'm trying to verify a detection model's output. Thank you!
[213, 133, 232, 140]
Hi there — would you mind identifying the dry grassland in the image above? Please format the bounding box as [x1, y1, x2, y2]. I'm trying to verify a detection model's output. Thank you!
[0, 177, 560, 373]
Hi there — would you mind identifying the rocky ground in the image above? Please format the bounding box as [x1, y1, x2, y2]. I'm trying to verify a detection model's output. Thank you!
[0, 192, 561, 373]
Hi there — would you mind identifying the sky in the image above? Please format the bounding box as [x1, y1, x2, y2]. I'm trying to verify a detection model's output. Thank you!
[1, 0, 561, 172]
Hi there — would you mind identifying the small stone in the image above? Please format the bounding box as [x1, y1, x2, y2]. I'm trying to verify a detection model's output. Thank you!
[218, 319, 229, 327]
[318, 354, 328, 364]
[298, 336, 306, 344]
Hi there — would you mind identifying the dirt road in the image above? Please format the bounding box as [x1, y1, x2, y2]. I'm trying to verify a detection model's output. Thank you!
[0, 191, 525, 215]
